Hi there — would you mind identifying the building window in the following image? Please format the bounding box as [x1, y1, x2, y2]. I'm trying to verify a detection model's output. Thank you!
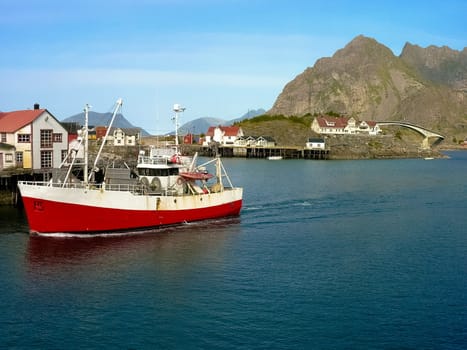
[41, 150, 53, 168]
[16, 152, 23, 164]
[1, 133, 6, 142]
[61, 150, 67, 162]
[53, 133, 62, 143]
[41, 130, 53, 148]
[17, 134, 31, 143]
[5, 154, 13, 163]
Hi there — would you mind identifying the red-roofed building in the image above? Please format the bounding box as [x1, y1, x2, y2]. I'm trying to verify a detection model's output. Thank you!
[311, 116, 381, 135]
[203, 126, 244, 146]
[0, 104, 68, 170]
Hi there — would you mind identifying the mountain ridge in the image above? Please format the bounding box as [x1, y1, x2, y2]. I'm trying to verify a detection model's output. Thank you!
[177, 109, 266, 135]
[61, 111, 151, 136]
[267, 35, 467, 141]
[61, 108, 265, 136]
[400, 42, 467, 90]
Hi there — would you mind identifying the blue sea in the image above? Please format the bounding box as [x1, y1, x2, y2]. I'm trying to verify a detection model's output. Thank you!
[1, 151, 466, 349]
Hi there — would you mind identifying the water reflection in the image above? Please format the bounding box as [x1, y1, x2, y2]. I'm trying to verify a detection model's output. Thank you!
[26, 218, 242, 275]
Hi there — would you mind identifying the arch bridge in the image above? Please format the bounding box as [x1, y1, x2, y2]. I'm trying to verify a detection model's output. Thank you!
[378, 121, 445, 149]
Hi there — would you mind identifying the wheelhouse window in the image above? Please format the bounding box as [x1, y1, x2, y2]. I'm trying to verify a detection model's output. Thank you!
[17, 134, 31, 143]
[40, 150, 53, 168]
[41, 130, 53, 148]
[138, 168, 179, 176]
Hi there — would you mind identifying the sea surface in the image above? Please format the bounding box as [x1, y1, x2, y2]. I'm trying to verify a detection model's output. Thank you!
[0, 151, 466, 349]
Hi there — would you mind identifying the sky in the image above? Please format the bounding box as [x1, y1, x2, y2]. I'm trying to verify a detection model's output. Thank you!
[1, 0, 465, 134]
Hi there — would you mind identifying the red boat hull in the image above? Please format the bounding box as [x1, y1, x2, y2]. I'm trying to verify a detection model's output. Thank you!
[21, 196, 242, 234]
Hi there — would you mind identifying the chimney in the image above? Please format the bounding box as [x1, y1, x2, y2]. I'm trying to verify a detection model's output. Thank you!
[34, 103, 40, 110]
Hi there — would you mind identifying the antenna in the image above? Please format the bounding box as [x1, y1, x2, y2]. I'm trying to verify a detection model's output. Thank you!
[173, 104, 186, 113]
[172, 104, 186, 149]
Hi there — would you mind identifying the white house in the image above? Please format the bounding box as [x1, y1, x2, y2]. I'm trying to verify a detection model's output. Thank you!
[255, 136, 276, 147]
[109, 127, 141, 146]
[203, 126, 244, 146]
[311, 116, 381, 135]
[356, 120, 381, 135]
[0, 104, 68, 171]
[233, 135, 248, 147]
[305, 137, 326, 150]
[0, 143, 15, 170]
[233, 135, 256, 147]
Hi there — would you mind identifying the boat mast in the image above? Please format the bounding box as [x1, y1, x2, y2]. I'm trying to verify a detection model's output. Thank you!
[89, 98, 123, 181]
[83, 103, 90, 186]
[172, 104, 185, 153]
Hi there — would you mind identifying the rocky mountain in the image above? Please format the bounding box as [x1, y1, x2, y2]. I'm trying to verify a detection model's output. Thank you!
[178, 117, 226, 135]
[62, 111, 150, 136]
[268, 35, 467, 140]
[229, 108, 266, 123]
[400, 43, 467, 90]
[177, 108, 265, 135]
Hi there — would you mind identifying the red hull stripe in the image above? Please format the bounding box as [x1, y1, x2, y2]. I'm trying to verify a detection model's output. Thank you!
[22, 197, 242, 234]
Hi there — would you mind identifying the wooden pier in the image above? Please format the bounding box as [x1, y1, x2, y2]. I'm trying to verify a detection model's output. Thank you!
[196, 146, 329, 160]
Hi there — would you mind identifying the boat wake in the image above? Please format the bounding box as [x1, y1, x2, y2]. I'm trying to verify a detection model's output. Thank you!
[243, 192, 400, 228]
[243, 198, 314, 212]
[241, 198, 321, 227]
[33, 231, 152, 239]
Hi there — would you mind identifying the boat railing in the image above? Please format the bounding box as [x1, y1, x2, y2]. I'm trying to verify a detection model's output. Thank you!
[19, 180, 182, 196]
[104, 183, 174, 196]
[18, 180, 239, 196]
[18, 180, 90, 189]
[105, 183, 138, 192]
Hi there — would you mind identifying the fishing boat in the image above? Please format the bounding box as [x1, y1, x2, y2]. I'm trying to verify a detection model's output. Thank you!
[18, 99, 243, 234]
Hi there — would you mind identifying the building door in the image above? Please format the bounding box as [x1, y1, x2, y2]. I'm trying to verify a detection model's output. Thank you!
[23, 150, 32, 168]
